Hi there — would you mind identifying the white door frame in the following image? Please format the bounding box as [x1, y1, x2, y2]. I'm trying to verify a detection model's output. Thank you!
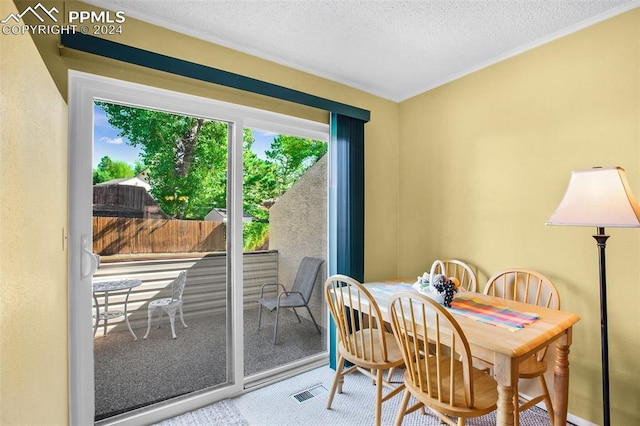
[68, 70, 328, 425]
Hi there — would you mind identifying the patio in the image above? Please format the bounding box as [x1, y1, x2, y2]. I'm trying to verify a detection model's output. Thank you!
[92, 251, 327, 421]
[95, 305, 326, 420]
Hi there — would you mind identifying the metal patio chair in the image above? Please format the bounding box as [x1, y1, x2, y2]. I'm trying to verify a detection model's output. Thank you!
[143, 270, 188, 339]
[257, 256, 324, 344]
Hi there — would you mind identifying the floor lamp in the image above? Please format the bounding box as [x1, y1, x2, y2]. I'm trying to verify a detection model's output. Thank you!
[546, 166, 640, 426]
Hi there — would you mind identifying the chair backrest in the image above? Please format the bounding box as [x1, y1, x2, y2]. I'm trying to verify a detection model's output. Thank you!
[483, 268, 559, 309]
[324, 274, 392, 364]
[291, 257, 325, 303]
[171, 270, 188, 301]
[389, 291, 476, 410]
[483, 268, 560, 359]
[442, 259, 478, 292]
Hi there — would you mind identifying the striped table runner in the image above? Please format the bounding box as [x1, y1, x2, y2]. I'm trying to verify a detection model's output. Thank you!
[449, 297, 540, 332]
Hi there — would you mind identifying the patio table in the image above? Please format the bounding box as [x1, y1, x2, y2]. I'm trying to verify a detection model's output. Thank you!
[93, 278, 142, 340]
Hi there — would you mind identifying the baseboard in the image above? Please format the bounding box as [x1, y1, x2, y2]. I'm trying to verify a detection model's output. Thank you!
[519, 392, 597, 426]
[566, 412, 597, 426]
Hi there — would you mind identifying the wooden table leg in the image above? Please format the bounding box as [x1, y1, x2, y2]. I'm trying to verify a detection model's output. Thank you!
[494, 353, 517, 426]
[553, 330, 572, 426]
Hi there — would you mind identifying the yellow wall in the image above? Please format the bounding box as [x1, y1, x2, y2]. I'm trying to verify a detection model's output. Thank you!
[398, 9, 640, 425]
[0, 1, 69, 424]
[1, 1, 399, 424]
[2, 0, 639, 424]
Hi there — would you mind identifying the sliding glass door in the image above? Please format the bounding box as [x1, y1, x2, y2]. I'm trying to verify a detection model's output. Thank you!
[91, 100, 233, 420]
[69, 71, 329, 425]
[242, 128, 328, 382]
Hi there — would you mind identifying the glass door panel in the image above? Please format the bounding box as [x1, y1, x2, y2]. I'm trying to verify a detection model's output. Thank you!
[91, 101, 231, 420]
[242, 128, 328, 378]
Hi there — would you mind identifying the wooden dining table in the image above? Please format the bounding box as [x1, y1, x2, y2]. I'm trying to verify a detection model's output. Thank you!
[358, 280, 580, 426]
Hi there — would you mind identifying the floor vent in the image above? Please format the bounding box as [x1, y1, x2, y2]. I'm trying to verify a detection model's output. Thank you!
[290, 384, 328, 404]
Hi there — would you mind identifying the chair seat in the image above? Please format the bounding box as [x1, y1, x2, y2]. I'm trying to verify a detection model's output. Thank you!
[149, 297, 181, 308]
[406, 355, 498, 418]
[518, 355, 547, 378]
[258, 294, 305, 311]
[338, 329, 404, 369]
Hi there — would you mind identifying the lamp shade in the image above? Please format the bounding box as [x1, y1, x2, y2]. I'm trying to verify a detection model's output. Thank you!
[547, 167, 640, 227]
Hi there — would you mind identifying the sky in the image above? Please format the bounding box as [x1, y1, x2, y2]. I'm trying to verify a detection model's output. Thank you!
[92, 103, 274, 168]
[93, 103, 139, 168]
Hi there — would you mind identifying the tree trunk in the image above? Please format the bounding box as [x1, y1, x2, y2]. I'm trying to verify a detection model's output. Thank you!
[173, 118, 204, 219]
[175, 118, 204, 178]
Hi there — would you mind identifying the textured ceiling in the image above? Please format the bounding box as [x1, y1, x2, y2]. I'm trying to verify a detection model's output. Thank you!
[86, 0, 639, 102]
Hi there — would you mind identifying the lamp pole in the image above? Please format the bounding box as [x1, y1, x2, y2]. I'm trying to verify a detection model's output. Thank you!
[593, 226, 610, 426]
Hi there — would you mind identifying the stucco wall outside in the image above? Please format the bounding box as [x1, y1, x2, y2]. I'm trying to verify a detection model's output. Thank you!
[269, 155, 328, 328]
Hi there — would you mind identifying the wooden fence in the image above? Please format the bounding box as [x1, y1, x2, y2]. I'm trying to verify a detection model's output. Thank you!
[93, 185, 167, 219]
[93, 217, 226, 255]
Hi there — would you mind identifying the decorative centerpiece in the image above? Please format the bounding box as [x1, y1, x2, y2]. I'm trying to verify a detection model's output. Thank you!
[413, 259, 461, 307]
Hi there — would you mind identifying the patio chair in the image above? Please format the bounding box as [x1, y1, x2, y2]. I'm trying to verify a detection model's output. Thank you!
[143, 270, 188, 339]
[257, 256, 324, 344]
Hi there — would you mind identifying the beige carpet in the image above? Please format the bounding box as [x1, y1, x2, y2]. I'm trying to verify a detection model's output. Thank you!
[159, 366, 564, 425]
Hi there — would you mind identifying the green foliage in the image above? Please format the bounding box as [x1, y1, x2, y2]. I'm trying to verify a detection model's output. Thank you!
[242, 221, 270, 251]
[97, 102, 228, 219]
[265, 135, 327, 193]
[97, 102, 327, 251]
[243, 135, 277, 211]
[133, 161, 146, 175]
[241, 132, 326, 251]
[93, 155, 134, 184]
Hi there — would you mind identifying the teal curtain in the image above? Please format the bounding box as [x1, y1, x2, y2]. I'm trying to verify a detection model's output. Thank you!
[330, 113, 365, 280]
[328, 113, 365, 369]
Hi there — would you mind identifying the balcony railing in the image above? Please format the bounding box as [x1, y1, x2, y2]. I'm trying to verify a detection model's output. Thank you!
[92, 250, 278, 334]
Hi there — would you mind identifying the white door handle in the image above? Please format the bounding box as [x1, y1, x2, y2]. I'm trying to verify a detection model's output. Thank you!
[80, 236, 98, 279]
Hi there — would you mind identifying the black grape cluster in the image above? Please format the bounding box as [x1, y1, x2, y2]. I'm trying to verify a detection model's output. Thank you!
[433, 278, 457, 307]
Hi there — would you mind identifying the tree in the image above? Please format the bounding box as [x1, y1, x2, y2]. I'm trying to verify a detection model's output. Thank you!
[97, 101, 327, 250]
[93, 155, 134, 184]
[97, 102, 228, 219]
[265, 135, 327, 194]
[241, 134, 326, 250]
